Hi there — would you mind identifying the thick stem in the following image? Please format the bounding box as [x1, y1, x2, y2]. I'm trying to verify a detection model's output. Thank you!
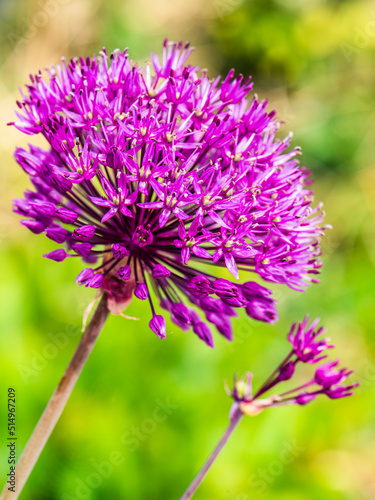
[179, 408, 243, 500]
[0, 294, 109, 500]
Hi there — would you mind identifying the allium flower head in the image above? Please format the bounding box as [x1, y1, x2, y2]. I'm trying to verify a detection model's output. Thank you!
[11, 40, 326, 345]
[228, 317, 358, 417]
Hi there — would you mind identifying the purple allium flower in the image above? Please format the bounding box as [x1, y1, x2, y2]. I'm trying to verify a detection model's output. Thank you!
[11, 40, 326, 345]
[228, 317, 358, 417]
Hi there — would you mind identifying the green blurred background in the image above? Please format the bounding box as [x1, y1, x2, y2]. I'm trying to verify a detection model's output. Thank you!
[0, 0, 375, 498]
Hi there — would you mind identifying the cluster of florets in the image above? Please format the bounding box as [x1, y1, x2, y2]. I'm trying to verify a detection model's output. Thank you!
[11, 40, 325, 345]
[228, 317, 358, 416]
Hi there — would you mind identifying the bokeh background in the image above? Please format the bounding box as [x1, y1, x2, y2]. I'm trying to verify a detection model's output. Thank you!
[1, 0, 375, 499]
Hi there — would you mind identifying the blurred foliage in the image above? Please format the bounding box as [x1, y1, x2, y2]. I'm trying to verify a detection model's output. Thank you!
[209, 0, 375, 174]
[0, 0, 375, 499]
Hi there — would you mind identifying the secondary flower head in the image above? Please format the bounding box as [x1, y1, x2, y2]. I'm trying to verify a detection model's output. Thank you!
[228, 317, 358, 417]
[11, 40, 326, 345]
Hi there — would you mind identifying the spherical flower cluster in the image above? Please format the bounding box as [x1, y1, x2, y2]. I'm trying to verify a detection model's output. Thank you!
[228, 317, 358, 417]
[11, 40, 325, 345]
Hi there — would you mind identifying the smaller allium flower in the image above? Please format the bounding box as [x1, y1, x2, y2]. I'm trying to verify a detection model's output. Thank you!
[228, 317, 358, 417]
[11, 40, 327, 345]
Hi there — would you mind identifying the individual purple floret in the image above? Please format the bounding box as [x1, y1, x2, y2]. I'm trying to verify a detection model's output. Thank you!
[228, 317, 358, 417]
[11, 40, 327, 345]
[287, 315, 334, 363]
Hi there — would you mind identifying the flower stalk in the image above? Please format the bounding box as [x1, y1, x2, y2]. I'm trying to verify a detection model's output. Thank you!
[0, 293, 109, 500]
[179, 407, 243, 500]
